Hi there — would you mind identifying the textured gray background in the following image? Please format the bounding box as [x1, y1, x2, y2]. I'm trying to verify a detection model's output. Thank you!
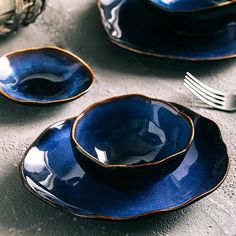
[0, 0, 235, 235]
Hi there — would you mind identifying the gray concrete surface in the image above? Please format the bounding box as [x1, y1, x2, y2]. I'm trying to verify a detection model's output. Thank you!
[0, 0, 235, 235]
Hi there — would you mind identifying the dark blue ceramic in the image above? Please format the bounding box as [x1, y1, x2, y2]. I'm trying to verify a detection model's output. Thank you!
[71, 95, 194, 179]
[147, 0, 235, 12]
[0, 46, 94, 104]
[98, 0, 236, 60]
[144, 1, 236, 35]
[20, 104, 229, 220]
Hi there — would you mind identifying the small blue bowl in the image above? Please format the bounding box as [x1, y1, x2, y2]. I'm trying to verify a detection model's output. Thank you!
[71, 94, 194, 181]
[0, 46, 94, 104]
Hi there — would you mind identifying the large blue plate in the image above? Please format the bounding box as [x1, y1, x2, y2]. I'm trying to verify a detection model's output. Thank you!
[19, 104, 229, 220]
[98, 0, 236, 60]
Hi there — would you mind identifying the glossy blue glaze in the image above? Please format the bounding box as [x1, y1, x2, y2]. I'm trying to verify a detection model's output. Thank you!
[0, 47, 93, 104]
[145, 2, 236, 35]
[148, 0, 232, 12]
[20, 104, 229, 220]
[74, 95, 193, 166]
[98, 0, 236, 60]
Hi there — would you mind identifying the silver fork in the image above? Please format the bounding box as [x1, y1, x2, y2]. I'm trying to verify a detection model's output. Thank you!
[184, 72, 236, 112]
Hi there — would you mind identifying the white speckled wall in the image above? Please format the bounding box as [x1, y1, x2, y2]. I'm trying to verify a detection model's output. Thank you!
[0, 0, 235, 235]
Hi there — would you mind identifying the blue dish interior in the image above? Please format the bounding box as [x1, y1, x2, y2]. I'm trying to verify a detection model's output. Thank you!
[0, 48, 92, 102]
[75, 96, 192, 165]
[148, 0, 228, 11]
[21, 104, 229, 219]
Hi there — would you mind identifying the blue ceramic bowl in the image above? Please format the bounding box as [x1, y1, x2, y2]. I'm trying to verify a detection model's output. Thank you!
[0, 46, 94, 104]
[71, 95, 194, 180]
[147, 0, 236, 12]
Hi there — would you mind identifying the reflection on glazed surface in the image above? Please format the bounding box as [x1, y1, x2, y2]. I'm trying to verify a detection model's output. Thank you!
[21, 106, 229, 219]
[148, 0, 229, 11]
[95, 119, 167, 164]
[0, 48, 93, 102]
[74, 96, 192, 166]
[99, 0, 125, 39]
[98, 0, 236, 60]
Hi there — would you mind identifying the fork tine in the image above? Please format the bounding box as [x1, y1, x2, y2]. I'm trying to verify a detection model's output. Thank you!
[185, 75, 224, 101]
[184, 79, 224, 105]
[186, 72, 225, 97]
[184, 82, 224, 110]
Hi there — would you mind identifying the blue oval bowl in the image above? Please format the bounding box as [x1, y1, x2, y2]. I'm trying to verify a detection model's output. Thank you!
[0, 46, 94, 104]
[71, 95, 194, 179]
[19, 104, 229, 220]
[147, 0, 236, 12]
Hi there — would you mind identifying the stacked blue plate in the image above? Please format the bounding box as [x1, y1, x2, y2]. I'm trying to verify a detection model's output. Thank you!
[19, 95, 229, 220]
[97, 0, 236, 60]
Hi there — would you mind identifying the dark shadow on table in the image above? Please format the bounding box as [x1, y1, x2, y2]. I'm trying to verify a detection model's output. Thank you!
[0, 95, 67, 125]
[0, 168, 195, 236]
[57, 2, 236, 80]
[0, 30, 19, 44]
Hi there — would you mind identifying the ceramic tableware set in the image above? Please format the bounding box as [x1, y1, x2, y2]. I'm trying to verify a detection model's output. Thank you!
[0, 0, 232, 220]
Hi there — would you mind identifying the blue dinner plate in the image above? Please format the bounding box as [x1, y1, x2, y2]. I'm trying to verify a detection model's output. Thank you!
[98, 0, 236, 60]
[0, 46, 94, 104]
[19, 104, 229, 220]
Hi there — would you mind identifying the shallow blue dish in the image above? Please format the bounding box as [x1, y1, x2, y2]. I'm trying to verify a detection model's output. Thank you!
[0, 46, 94, 104]
[98, 0, 236, 60]
[147, 0, 236, 12]
[19, 104, 229, 220]
[71, 95, 194, 180]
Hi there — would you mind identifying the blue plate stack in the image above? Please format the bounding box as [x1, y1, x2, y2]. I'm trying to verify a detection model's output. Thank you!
[98, 0, 236, 60]
[20, 95, 229, 220]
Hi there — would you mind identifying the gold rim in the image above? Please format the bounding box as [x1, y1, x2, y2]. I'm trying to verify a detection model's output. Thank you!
[146, 0, 236, 13]
[0, 46, 94, 104]
[71, 94, 195, 169]
[110, 38, 236, 61]
[97, 1, 236, 61]
[19, 107, 230, 221]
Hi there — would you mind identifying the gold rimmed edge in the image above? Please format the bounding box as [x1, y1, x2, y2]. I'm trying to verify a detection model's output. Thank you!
[71, 94, 195, 169]
[19, 108, 230, 221]
[146, 0, 236, 13]
[109, 38, 236, 61]
[0, 45, 95, 105]
[97, 0, 236, 61]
